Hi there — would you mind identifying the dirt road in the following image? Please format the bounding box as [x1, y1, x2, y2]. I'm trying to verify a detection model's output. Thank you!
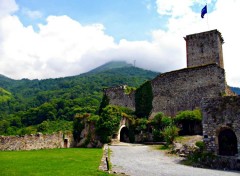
[109, 143, 240, 176]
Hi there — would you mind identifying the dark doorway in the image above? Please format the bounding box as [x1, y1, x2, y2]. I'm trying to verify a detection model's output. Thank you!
[64, 139, 68, 148]
[120, 127, 130, 142]
[178, 121, 202, 136]
[218, 129, 238, 156]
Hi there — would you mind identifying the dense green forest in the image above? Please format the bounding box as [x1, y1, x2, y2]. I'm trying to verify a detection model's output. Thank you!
[0, 61, 158, 135]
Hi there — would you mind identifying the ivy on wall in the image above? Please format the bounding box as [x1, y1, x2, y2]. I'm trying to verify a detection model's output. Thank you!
[135, 81, 153, 118]
[98, 93, 109, 115]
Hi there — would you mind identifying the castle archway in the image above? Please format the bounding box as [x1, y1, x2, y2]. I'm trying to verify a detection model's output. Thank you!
[117, 125, 130, 142]
[218, 128, 238, 156]
[120, 127, 130, 142]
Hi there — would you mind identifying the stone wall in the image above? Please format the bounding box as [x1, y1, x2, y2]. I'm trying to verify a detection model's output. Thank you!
[0, 132, 74, 151]
[201, 96, 240, 156]
[104, 85, 135, 110]
[150, 64, 227, 117]
[185, 29, 224, 68]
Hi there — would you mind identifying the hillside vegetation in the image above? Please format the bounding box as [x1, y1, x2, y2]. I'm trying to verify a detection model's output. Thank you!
[0, 61, 158, 135]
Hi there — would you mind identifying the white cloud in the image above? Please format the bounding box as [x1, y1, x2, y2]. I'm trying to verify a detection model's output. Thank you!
[0, 0, 18, 18]
[0, 14, 117, 79]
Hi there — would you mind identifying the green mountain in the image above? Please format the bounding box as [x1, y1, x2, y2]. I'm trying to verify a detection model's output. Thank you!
[88, 61, 133, 73]
[0, 62, 159, 135]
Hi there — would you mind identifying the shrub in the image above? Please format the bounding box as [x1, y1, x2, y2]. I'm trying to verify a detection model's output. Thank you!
[124, 86, 136, 94]
[151, 112, 172, 129]
[174, 109, 202, 135]
[174, 109, 202, 122]
[195, 141, 205, 151]
[135, 118, 149, 132]
[153, 129, 163, 141]
[161, 125, 180, 146]
[151, 112, 172, 141]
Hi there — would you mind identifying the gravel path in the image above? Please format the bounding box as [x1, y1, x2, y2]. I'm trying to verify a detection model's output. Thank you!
[109, 143, 240, 176]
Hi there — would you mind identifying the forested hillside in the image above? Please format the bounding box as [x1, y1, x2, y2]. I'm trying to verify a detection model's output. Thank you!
[0, 62, 159, 135]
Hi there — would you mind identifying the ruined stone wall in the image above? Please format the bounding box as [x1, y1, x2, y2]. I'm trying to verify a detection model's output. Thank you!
[150, 64, 226, 117]
[201, 96, 240, 155]
[104, 85, 135, 110]
[0, 132, 74, 151]
[185, 29, 224, 68]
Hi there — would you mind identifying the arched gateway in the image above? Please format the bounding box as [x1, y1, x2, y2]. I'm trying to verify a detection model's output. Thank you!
[116, 125, 130, 142]
[218, 128, 238, 156]
[111, 117, 131, 143]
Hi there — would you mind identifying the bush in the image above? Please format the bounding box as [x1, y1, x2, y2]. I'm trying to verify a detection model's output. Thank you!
[174, 109, 202, 122]
[135, 118, 149, 132]
[151, 112, 172, 129]
[151, 112, 172, 142]
[153, 129, 163, 141]
[195, 141, 205, 151]
[174, 109, 202, 135]
[161, 125, 179, 146]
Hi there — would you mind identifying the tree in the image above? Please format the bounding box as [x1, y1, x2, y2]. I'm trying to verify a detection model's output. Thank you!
[98, 93, 109, 115]
[0, 120, 10, 134]
[96, 105, 122, 143]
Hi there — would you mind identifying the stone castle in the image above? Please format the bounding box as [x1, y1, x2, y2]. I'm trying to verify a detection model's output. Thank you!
[104, 29, 233, 117]
[104, 29, 240, 160]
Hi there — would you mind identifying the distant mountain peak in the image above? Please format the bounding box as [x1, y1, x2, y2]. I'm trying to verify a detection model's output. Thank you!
[89, 61, 133, 73]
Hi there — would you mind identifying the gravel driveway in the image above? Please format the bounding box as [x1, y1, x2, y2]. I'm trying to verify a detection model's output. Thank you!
[109, 143, 240, 176]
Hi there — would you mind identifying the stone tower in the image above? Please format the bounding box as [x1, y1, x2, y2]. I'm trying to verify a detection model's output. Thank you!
[184, 29, 224, 68]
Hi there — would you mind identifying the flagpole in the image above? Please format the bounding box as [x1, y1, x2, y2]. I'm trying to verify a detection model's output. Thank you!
[206, 3, 209, 30]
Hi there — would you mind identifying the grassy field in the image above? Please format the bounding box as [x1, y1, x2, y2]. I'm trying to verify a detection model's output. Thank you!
[0, 148, 110, 176]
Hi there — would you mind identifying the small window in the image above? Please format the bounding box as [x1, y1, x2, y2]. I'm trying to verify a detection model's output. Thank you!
[200, 44, 204, 53]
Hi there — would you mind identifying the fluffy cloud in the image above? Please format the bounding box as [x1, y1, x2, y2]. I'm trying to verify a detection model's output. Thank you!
[0, 0, 18, 18]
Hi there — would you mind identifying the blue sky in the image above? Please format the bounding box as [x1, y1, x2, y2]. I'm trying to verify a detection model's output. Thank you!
[0, 0, 240, 87]
[15, 0, 164, 41]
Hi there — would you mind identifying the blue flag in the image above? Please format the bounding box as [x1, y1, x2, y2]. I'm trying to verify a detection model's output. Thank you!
[201, 5, 207, 18]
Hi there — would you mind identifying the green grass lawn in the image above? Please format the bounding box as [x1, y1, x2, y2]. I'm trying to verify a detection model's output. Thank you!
[0, 148, 110, 176]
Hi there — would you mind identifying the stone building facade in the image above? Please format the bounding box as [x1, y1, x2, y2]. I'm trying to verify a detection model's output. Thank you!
[201, 96, 240, 156]
[150, 64, 226, 117]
